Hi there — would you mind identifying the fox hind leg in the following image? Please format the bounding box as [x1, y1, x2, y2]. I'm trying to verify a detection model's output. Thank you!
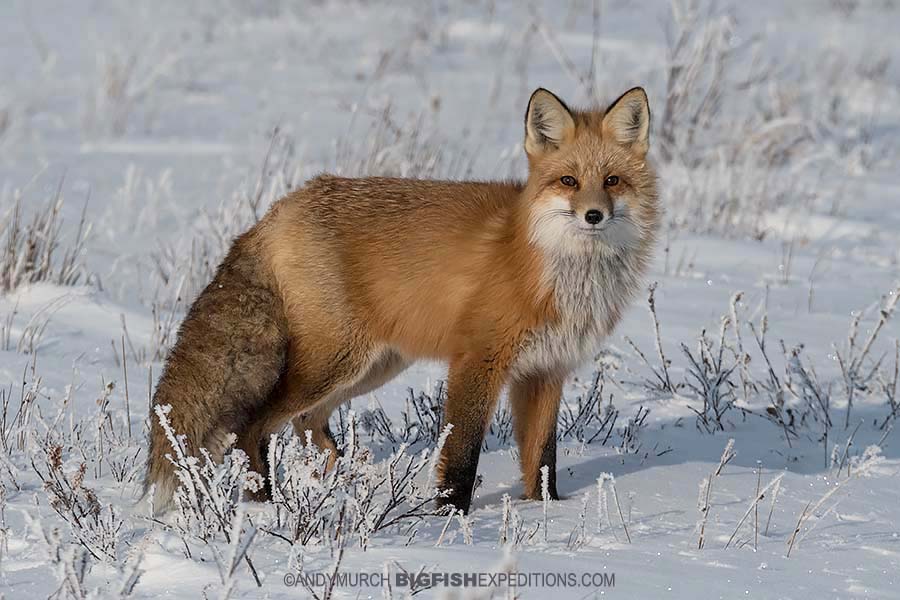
[292, 402, 341, 468]
[288, 348, 408, 465]
[246, 347, 408, 498]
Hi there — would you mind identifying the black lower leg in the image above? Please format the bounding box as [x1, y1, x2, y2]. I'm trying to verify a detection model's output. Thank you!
[436, 441, 482, 514]
[259, 435, 274, 499]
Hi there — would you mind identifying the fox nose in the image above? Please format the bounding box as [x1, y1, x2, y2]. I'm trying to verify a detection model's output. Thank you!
[584, 209, 604, 225]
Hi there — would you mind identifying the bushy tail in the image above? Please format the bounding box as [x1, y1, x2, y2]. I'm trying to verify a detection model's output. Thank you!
[143, 236, 288, 513]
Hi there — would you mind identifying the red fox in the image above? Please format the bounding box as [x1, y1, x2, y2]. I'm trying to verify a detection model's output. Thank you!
[145, 87, 659, 514]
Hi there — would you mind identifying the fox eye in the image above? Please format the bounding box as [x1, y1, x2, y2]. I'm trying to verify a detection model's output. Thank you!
[604, 175, 619, 187]
[560, 175, 578, 187]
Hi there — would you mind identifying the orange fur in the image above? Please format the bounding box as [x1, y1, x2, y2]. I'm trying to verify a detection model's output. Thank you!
[145, 87, 659, 514]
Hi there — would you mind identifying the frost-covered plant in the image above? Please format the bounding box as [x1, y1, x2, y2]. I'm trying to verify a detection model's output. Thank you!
[82, 36, 180, 137]
[24, 507, 143, 599]
[492, 493, 540, 550]
[359, 382, 446, 451]
[624, 283, 679, 396]
[835, 285, 900, 428]
[332, 103, 479, 180]
[616, 406, 651, 456]
[597, 473, 631, 544]
[788, 445, 886, 557]
[682, 317, 739, 432]
[558, 369, 619, 445]
[358, 380, 514, 453]
[784, 345, 831, 424]
[151, 405, 260, 544]
[659, 0, 742, 163]
[696, 439, 736, 549]
[627, 285, 740, 433]
[265, 412, 450, 550]
[32, 446, 126, 563]
[1, 182, 91, 295]
[877, 340, 899, 430]
[150, 405, 264, 588]
[724, 471, 783, 550]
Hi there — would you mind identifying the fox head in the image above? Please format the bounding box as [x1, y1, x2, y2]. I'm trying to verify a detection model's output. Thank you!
[522, 87, 659, 257]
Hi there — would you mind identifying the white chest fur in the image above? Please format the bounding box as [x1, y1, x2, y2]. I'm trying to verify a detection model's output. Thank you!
[512, 250, 642, 377]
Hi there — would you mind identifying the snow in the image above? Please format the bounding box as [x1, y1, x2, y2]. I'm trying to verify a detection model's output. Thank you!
[2, 0, 900, 598]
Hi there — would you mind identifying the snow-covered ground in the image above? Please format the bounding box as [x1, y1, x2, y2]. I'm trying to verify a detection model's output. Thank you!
[2, 1, 900, 598]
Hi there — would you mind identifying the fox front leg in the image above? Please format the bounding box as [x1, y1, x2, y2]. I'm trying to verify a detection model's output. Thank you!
[436, 352, 507, 514]
[509, 373, 564, 500]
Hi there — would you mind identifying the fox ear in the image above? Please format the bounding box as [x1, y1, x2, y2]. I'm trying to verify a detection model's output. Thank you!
[602, 87, 650, 156]
[525, 88, 576, 156]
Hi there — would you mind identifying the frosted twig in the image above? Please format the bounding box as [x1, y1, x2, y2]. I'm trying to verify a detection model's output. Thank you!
[541, 465, 550, 544]
[724, 472, 783, 550]
[764, 476, 781, 536]
[599, 473, 630, 543]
